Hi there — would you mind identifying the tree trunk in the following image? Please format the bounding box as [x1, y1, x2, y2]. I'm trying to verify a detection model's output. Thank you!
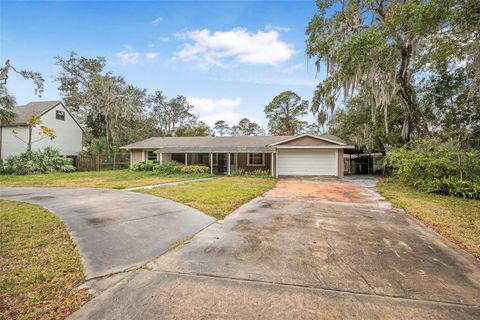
[28, 126, 32, 151]
[397, 43, 430, 138]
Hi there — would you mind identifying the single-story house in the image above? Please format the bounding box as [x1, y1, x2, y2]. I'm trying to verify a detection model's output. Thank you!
[0, 101, 83, 160]
[121, 134, 354, 177]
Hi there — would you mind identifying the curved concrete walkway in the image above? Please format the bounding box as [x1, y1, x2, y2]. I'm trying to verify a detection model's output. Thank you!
[0, 187, 215, 279]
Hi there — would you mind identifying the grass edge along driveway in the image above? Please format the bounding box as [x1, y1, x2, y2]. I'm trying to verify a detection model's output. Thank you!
[0, 169, 210, 189]
[0, 200, 89, 320]
[139, 176, 277, 219]
[378, 178, 480, 258]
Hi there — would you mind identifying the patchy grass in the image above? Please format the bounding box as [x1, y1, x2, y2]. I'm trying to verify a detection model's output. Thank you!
[0, 170, 210, 189]
[379, 178, 480, 258]
[0, 200, 89, 319]
[140, 176, 277, 219]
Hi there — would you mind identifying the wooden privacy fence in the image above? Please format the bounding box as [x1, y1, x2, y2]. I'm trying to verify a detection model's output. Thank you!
[72, 153, 130, 171]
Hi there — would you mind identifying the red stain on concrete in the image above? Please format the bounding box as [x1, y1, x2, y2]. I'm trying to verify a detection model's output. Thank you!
[266, 181, 379, 203]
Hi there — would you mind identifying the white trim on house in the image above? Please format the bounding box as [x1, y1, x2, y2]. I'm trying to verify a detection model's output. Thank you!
[269, 133, 346, 146]
[276, 145, 355, 149]
[247, 152, 265, 166]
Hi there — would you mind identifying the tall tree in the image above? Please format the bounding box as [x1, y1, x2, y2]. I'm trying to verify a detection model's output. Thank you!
[175, 118, 212, 136]
[264, 91, 308, 135]
[420, 67, 480, 149]
[148, 92, 195, 135]
[306, 0, 476, 139]
[55, 52, 146, 144]
[86, 75, 146, 143]
[0, 59, 44, 122]
[213, 120, 229, 136]
[233, 118, 265, 136]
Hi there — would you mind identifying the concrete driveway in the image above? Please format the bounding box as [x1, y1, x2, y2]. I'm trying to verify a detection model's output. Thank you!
[0, 187, 215, 279]
[68, 177, 479, 319]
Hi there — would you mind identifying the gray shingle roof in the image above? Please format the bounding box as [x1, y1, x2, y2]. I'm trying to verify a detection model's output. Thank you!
[6, 101, 62, 125]
[122, 134, 347, 152]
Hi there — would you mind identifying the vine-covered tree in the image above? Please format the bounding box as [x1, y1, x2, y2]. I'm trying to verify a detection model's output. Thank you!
[55, 52, 147, 144]
[264, 91, 308, 135]
[306, 0, 478, 139]
[148, 92, 196, 135]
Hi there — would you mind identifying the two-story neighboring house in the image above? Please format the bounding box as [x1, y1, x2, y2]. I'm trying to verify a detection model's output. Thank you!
[0, 101, 83, 160]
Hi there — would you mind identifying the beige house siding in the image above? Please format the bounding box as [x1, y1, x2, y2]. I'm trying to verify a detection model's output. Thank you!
[337, 149, 344, 177]
[279, 136, 337, 146]
[237, 152, 272, 173]
[131, 150, 143, 167]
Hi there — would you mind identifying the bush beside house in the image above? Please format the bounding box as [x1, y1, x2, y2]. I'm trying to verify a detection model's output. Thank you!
[0, 148, 76, 175]
[132, 160, 210, 175]
[386, 140, 480, 199]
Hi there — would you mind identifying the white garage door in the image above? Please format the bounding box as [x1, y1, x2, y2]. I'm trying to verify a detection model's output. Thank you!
[277, 149, 338, 176]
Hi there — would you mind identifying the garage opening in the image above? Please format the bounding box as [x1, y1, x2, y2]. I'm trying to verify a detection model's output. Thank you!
[277, 149, 338, 176]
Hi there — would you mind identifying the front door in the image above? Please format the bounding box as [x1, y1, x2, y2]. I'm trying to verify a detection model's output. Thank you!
[217, 153, 228, 174]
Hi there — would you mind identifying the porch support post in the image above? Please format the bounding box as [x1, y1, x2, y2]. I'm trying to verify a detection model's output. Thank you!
[210, 153, 213, 174]
[185, 153, 188, 165]
[159, 153, 163, 165]
[227, 153, 231, 175]
[271, 152, 274, 176]
[275, 151, 278, 177]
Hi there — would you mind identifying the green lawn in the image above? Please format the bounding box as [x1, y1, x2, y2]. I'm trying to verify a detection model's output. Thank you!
[139, 176, 277, 219]
[378, 178, 480, 258]
[0, 170, 210, 189]
[0, 200, 89, 319]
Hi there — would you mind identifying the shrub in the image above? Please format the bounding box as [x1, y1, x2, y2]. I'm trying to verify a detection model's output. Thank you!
[132, 161, 160, 172]
[179, 165, 209, 174]
[131, 160, 209, 175]
[0, 148, 76, 175]
[157, 161, 185, 174]
[230, 168, 272, 177]
[386, 140, 480, 199]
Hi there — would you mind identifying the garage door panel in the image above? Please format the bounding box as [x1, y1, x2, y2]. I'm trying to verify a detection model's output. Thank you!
[277, 149, 337, 176]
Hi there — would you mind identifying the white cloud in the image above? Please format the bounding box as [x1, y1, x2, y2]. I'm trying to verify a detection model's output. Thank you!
[265, 24, 292, 32]
[187, 97, 241, 113]
[117, 46, 140, 65]
[158, 36, 170, 42]
[187, 97, 247, 126]
[145, 52, 159, 60]
[174, 27, 296, 67]
[147, 43, 155, 48]
[283, 63, 304, 73]
[151, 16, 163, 25]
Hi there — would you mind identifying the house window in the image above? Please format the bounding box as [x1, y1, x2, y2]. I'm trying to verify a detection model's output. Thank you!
[56, 110, 65, 120]
[248, 153, 264, 166]
[146, 151, 157, 162]
[212, 153, 218, 166]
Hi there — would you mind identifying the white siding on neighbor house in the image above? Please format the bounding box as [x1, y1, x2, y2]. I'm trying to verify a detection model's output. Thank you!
[30, 104, 82, 156]
[277, 149, 338, 176]
[0, 104, 83, 160]
[1, 126, 29, 160]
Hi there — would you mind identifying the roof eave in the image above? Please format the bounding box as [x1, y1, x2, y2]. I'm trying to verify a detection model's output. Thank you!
[269, 133, 346, 146]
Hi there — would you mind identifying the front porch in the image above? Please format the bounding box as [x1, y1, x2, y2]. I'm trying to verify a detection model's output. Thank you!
[151, 151, 275, 176]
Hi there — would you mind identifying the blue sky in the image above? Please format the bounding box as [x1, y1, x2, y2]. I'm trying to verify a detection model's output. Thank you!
[1, 0, 325, 128]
